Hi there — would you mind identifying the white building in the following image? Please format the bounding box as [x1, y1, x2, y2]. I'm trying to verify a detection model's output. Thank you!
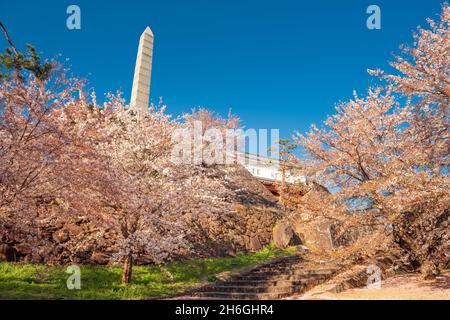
[236, 152, 305, 185]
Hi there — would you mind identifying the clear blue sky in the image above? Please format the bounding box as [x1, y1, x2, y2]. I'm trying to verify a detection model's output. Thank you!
[0, 0, 445, 139]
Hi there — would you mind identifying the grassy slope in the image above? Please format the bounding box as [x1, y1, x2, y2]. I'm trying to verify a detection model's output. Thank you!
[0, 246, 295, 300]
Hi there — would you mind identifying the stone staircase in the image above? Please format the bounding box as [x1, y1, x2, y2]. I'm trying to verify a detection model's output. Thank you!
[190, 254, 340, 300]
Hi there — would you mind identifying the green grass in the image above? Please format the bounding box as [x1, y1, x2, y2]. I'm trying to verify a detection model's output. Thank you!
[0, 246, 296, 300]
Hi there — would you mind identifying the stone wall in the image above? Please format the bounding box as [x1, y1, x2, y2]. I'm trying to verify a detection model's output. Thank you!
[0, 163, 285, 264]
[185, 204, 282, 258]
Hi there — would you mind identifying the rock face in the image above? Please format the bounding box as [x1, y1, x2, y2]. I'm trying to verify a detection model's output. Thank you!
[177, 163, 283, 258]
[280, 182, 381, 253]
[293, 216, 334, 252]
[330, 223, 377, 248]
[52, 229, 69, 244]
[247, 236, 263, 252]
[273, 215, 334, 252]
[272, 221, 302, 249]
[275, 182, 336, 253]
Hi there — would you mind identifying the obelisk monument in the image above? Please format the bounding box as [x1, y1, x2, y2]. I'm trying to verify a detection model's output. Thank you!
[130, 26, 154, 115]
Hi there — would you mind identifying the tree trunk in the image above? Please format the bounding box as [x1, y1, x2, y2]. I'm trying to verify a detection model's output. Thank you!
[121, 253, 133, 284]
[280, 159, 286, 204]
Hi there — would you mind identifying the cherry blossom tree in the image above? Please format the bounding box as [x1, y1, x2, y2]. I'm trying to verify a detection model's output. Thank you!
[178, 107, 241, 165]
[90, 100, 196, 284]
[295, 3, 449, 276]
[0, 66, 112, 261]
[371, 3, 449, 106]
[92, 106, 247, 284]
[0, 66, 244, 283]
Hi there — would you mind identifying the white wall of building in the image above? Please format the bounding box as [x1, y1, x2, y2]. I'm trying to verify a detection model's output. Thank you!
[236, 152, 305, 184]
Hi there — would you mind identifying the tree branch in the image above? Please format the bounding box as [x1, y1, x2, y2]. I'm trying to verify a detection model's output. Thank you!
[0, 21, 18, 56]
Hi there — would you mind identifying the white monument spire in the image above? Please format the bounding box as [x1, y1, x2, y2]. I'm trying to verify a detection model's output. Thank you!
[130, 26, 154, 115]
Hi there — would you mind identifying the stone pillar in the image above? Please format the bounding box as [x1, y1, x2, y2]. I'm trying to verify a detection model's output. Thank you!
[130, 26, 154, 116]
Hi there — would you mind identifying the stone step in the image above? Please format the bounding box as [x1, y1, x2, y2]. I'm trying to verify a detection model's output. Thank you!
[192, 291, 293, 300]
[188, 254, 341, 300]
[231, 272, 332, 282]
[251, 265, 301, 272]
[192, 277, 329, 299]
[196, 285, 304, 294]
[251, 257, 302, 267]
[255, 259, 302, 267]
[248, 268, 337, 277]
[212, 279, 314, 287]
[253, 266, 337, 272]
[247, 265, 300, 272]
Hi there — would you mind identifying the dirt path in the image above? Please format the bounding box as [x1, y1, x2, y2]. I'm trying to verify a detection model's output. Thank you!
[287, 272, 449, 300]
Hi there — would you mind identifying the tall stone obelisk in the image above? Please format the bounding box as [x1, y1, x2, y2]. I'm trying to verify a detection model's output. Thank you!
[130, 26, 154, 115]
